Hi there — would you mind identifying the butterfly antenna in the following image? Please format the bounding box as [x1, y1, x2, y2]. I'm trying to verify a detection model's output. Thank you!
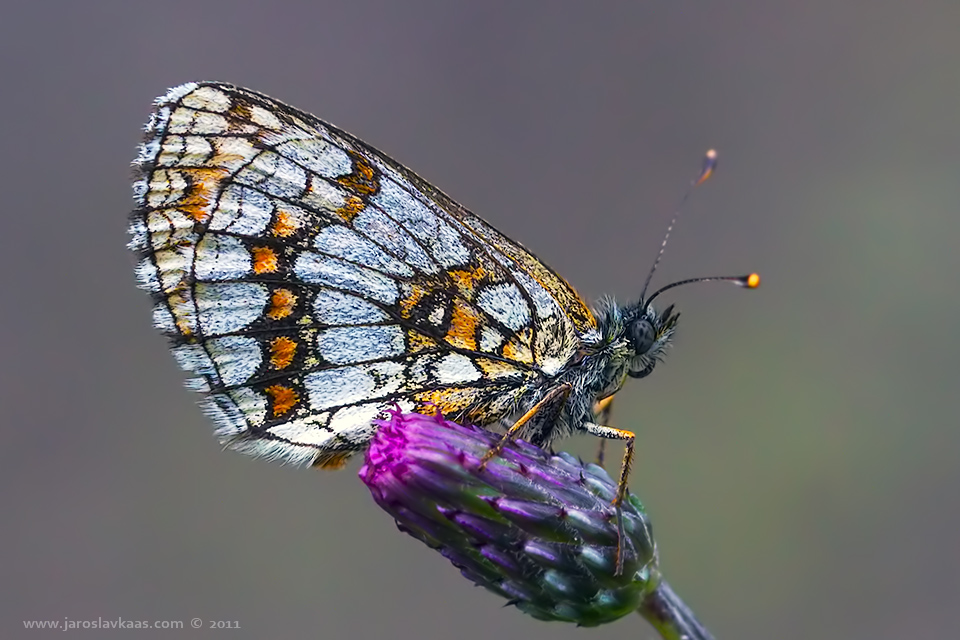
[639, 149, 718, 302]
[645, 272, 760, 307]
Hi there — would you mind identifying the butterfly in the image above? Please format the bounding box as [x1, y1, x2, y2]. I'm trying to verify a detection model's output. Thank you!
[130, 82, 758, 512]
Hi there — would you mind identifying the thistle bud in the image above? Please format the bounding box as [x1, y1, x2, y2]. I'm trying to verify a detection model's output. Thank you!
[360, 409, 712, 636]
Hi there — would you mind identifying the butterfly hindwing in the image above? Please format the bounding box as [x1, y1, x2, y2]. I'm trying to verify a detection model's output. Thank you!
[130, 82, 600, 466]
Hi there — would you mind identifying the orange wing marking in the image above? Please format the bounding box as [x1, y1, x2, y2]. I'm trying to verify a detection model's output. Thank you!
[228, 100, 254, 121]
[501, 328, 534, 364]
[265, 384, 299, 416]
[448, 264, 488, 298]
[269, 337, 297, 369]
[175, 167, 229, 223]
[406, 329, 439, 352]
[337, 151, 379, 195]
[251, 246, 279, 274]
[335, 195, 365, 223]
[444, 305, 479, 350]
[270, 208, 300, 237]
[267, 288, 297, 320]
[415, 388, 480, 414]
[399, 284, 429, 319]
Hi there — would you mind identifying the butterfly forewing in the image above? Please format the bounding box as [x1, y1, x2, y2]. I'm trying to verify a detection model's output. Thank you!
[130, 82, 600, 467]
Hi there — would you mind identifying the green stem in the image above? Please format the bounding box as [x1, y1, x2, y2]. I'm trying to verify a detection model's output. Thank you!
[637, 581, 716, 640]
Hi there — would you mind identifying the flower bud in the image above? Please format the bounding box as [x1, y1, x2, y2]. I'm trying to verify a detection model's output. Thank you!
[359, 409, 660, 626]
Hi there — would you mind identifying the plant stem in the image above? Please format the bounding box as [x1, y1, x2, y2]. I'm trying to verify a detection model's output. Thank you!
[637, 581, 716, 640]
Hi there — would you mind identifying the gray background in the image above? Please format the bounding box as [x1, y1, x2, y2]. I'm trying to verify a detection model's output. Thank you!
[3, 1, 958, 639]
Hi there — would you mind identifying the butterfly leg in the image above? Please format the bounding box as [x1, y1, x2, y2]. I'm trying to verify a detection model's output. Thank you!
[583, 421, 636, 575]
[479, 383, 573, 469]
[591, 395, 616, 468]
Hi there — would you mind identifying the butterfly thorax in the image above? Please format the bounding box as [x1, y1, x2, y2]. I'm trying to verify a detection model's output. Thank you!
[516, 297, 679, 447]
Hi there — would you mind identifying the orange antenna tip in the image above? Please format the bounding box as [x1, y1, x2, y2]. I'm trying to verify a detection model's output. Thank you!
[695, 149, 718, 185]
[743, 273, 761, 288]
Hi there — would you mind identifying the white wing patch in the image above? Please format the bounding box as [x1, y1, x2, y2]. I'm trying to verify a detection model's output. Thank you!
[194, 234, 251, 281]
[209, 185, 272, 234]
[195, 282, 268, 335]
[276, 138, 352, 177]
[267, 419, 335, 447]
[207, 336, 263, 387]
[434, 353, 482, 384]
[316, 325, 405, 364]
[180, 85, 229, 111]
[327, 404, 382, 444]
[370, 180, 470, 268]
[304, 361, 405, 411]
[352, 207, 438, 274]
[236, 152, 308, 198]
[477, 283, 532, 332]
[293, 253, 399, 304]
[312, 290, 387, 325]
[313, 225, 415, 278]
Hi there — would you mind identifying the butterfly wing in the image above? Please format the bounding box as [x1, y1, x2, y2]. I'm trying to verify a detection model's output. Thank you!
[130, 82, 600, 467]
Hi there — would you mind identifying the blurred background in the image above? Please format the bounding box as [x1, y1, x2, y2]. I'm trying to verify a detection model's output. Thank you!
[2, 1, 958, 638]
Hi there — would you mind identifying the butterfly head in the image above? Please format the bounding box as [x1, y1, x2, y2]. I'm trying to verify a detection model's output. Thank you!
[624, 302, 680, 379]
[594, 270, 757, 389]
[586, 297, 679, 400]
[621, 272, 759, 380]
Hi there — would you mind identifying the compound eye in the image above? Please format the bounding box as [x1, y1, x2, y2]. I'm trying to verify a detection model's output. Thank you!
[629, 319, 656, 355]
